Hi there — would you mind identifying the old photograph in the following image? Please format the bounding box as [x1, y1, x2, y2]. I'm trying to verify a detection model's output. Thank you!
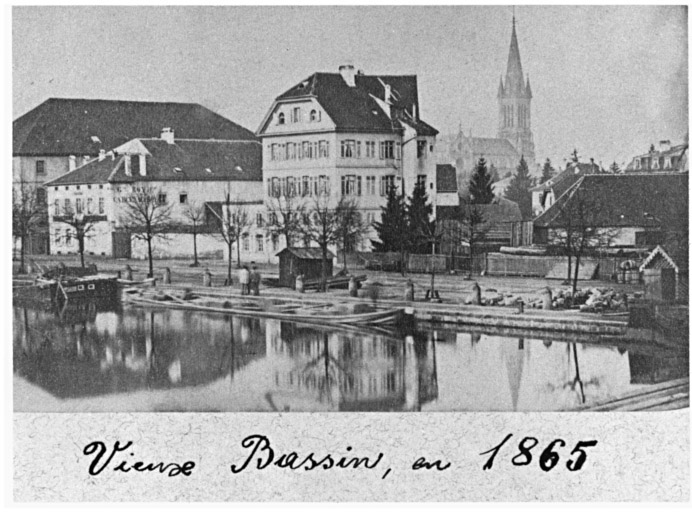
[12, 5, 688, 418]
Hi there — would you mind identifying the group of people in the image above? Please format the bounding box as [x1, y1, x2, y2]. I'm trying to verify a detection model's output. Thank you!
[238, 264, 261, 296]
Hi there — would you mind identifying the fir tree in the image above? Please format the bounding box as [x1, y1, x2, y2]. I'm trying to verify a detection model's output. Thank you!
[468, 157, 495, 204]
[540, 158, 555, 184]
[504, 155, 533, 220]
[372, 185, 409, 253]
[408, 181, 435, 253]
[609, 161, 621, 174]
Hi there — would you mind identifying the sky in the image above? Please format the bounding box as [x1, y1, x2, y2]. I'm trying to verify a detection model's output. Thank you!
[12, 5, 688, 168]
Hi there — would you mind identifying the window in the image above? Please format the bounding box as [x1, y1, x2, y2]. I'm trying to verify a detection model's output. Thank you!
[65, 229, 73, 246]
[54, 199, 60, 216]
[36, 188, 46, 205]
[179, 193, 188, 204]
[301, 141, 310, 159]
[271, 177, 280, 198]
[287, 143, 296, 160]
[341, 175, 361, 196]
[270, 144, 279, 161]
[269, 212, 278, 225]
[291, 107, 301, 123]
[302, 176, 310, 196]
[380, 141, 395, 159]
[380, 175, 396, 196]
[417, 140, 426, 158]
[366, 141, 376, 158]
[286, 176, 296, 197]
[158, 193, 167, 205]
[242, 234, 250, 252]
[256, 235, 264, 253]
[132, 156, 140, 175]
[665, 157, 672, 169]
[54, 228, 61, 245]
[75, 198, 82, 214]
[271, 234, 279, 251]
[366, 176, 376, 195]
[256, 213, 264, 227]
[416, 175, 427, 188]
[277, 112, 285, 125]
[318, 140, 329, 158]
[341, 140, 356, 158]
[98, 197, 105, 214]
[87, 197, 93, 214]
[318, 175, 330, 196]
[35, 160, 46, 176]
[310, 109, 320, 122]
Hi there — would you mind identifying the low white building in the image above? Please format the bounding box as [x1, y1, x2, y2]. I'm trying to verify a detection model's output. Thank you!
[45, 130, 272, 264]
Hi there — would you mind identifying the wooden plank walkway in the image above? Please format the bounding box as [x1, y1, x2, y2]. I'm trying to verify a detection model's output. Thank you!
[569, 377, 689, 412]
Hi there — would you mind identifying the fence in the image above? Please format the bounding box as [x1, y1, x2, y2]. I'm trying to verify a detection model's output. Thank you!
[486, 253, 633, 279]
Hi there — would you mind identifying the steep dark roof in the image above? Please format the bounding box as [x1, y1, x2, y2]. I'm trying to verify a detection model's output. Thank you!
[273, 72, 437, 135]
[436, 164, 458, 193]
[531, 161, 602, 197]
[45, 139, 262, 186]
[14, 98, 257, 156]
[534, 173, 688, 230]
[437, 196, 522, 225]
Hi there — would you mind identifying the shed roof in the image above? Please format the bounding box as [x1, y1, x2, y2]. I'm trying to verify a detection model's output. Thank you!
[277, 247, 335, 260]
[436, 164, 458, 192]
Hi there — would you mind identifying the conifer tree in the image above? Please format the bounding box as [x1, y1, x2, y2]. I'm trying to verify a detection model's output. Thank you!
[540, 158, 555, 184]
[468, 157, 495, 204]
[408, 181, 434, 254]
[504, 155, 533, 219]
[372, 185, 409, 253]
[608, 161, 621, 174]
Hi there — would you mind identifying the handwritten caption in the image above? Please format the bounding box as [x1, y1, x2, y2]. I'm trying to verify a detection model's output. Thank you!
[82, 433, 597, 479]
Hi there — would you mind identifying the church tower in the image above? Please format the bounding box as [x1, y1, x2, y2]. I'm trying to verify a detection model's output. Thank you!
[497, 17, 535, 169]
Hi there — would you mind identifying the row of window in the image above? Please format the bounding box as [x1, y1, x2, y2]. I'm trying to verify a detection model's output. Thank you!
[267, 174, 400, 198]
[276, 107, 321, 125]
[270, 140, 330, 161]
[634, 156, 676, 170]
[54, 197, 105, 216]
[501, 104, 529, 129]
[340, 140, 401, 160]
[54, 184, 105, 191]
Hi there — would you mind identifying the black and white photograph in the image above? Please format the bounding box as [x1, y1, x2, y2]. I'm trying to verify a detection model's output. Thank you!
[9, 3, 690, 502]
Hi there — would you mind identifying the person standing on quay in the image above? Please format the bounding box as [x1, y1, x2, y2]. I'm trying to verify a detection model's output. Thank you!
[250, 264, 261, 296]
[239, 265, 250, 295]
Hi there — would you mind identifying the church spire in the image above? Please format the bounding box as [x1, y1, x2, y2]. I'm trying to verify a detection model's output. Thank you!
[505, 15, 525, 95]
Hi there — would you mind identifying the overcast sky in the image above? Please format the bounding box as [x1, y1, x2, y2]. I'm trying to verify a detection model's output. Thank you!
[13, 5, 688, 168]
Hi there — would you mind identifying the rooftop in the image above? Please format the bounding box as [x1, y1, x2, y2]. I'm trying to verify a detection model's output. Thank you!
[14, 98, 257, 156]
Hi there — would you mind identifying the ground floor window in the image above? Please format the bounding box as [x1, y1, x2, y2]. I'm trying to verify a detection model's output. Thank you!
[242, 233, 250, 251]
[256, 235, 264, 253]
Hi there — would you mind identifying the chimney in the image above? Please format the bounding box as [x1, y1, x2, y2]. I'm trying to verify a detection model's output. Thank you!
[161, 127, 175, 144]
[138, 154, 147, 176]
[69, 155, 76, 171]
[124, 155, 132, 176]
[384, 83, 392, 104]
[98, 149, 106, 161]
[82, 155, 90, 166]
[412, 104, 418, 120]
[339, 64, 356, 87]
[660, 140, 671, 152]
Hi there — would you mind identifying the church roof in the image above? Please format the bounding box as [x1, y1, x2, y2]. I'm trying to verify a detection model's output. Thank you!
[500, 18, 531, 99]
[467, 137, 519, 157]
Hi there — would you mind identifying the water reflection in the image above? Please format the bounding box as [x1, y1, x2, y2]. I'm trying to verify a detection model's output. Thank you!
[13, 303, 688, 412]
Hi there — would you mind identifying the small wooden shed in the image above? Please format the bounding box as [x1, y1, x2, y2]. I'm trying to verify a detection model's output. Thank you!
[277, 247, 335, 288]
[639, 245, 688, 303]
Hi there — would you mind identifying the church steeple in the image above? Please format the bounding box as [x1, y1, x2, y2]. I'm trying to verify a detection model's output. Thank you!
[497, 14, 535, 171]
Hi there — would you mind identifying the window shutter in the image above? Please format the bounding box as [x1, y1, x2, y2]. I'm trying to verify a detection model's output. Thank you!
[357, 176, 362, 196]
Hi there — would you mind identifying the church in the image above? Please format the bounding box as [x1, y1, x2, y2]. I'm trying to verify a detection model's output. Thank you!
[446, 18, 537, 197]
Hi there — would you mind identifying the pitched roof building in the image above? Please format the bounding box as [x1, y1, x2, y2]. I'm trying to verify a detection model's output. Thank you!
[625, 140, 688, 173]
[530, 160, 602, 216]
[257, 65, 439, 252]
[533, 173, 688, 248]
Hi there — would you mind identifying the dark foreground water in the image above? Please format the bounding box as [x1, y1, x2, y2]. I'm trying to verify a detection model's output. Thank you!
[13, 301, 689, 412]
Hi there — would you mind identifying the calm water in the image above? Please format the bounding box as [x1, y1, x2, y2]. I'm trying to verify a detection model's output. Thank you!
[13, 301, 689, 412]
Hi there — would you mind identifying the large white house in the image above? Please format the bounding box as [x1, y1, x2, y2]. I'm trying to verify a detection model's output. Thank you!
[44, 130, 271, 263]
[256, 65, 439, 251]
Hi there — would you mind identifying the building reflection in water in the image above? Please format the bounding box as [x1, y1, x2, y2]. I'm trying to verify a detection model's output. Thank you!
[12, 303, 688, 412]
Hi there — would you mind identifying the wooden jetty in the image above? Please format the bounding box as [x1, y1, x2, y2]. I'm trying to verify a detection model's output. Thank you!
[570, 377, 689, 412]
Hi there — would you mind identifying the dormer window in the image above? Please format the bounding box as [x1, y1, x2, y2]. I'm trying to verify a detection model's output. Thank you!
[277, 112, 285, 125]
[635, 158, 641, 169]
[664, 157, 672, 169]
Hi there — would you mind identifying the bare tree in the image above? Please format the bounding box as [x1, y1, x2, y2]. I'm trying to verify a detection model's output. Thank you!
[12, 179, 46, 274]
[265, 195, 305, 250]
[414, 219, 448, 299]
[549, 186, 620, 293]
[55, 203, 98, 268]
[209, 193, 252, 285]
[182, 202, 206, 267]
[300, 196, 341, 292]
[438, 205, 487, 278]
[333, 198, 369, 273]
[118, 187, 173, 278]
